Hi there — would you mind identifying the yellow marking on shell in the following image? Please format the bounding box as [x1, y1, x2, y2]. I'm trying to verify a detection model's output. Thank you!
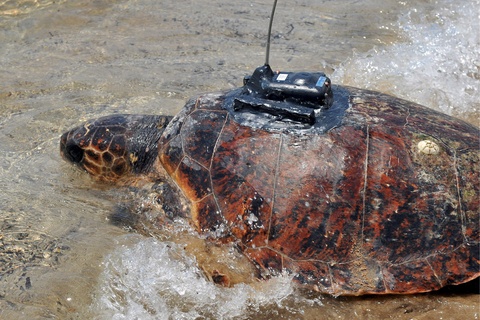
[417, 140, 440, 155]
[129, 152, 138, 163]
[83, 122, 92, 135]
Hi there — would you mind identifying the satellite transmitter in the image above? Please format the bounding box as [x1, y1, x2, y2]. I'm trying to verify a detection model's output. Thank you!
[233, 0, 333, 125]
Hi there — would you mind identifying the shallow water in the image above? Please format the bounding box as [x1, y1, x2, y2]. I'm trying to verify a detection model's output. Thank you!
[0, 0, 478, 319]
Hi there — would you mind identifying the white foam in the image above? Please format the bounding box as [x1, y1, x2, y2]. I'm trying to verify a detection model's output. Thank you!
[90, 236, 298, 319]
[333, 0, 480, 117]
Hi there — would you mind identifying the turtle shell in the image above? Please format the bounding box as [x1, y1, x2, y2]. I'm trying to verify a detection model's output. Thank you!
[158, 85, 479, 295]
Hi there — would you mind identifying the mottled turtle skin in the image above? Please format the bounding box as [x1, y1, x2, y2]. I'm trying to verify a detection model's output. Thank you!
[60, 85, 479, 296]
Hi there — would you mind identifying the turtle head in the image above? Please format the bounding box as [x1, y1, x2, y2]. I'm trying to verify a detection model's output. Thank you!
[60, 114, 172, 183]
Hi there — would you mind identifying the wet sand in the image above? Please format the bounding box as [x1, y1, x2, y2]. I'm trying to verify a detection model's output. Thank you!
[0, 0, 478, 318]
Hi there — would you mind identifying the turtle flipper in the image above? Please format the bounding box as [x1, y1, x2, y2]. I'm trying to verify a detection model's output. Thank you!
[60, 114, 172, 183]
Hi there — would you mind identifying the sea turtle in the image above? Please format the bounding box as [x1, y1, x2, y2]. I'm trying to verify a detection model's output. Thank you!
[60, 78, 479, 295]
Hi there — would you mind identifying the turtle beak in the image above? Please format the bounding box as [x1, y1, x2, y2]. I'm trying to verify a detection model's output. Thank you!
[60, 129, 85, 164]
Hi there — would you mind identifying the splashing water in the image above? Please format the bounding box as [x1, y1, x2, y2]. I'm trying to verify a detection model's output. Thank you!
[91, 237, 301, 320]
[333, 0, 480, 121]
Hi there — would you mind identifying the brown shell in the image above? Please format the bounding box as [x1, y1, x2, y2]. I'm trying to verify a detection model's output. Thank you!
[159, 86, 479, 295]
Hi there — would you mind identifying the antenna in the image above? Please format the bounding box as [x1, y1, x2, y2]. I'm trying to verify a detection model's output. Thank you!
[235, 0, 333, 124]
[265, 0, 278, 66]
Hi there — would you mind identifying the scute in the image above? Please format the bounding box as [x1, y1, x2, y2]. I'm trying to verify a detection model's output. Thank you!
[211, 122, 279, 246]
[182, 110, 228, 169]
[175, 156, 211, 201]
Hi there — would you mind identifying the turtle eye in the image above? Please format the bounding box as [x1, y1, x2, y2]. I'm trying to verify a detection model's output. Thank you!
[65, 143, 84, 164]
